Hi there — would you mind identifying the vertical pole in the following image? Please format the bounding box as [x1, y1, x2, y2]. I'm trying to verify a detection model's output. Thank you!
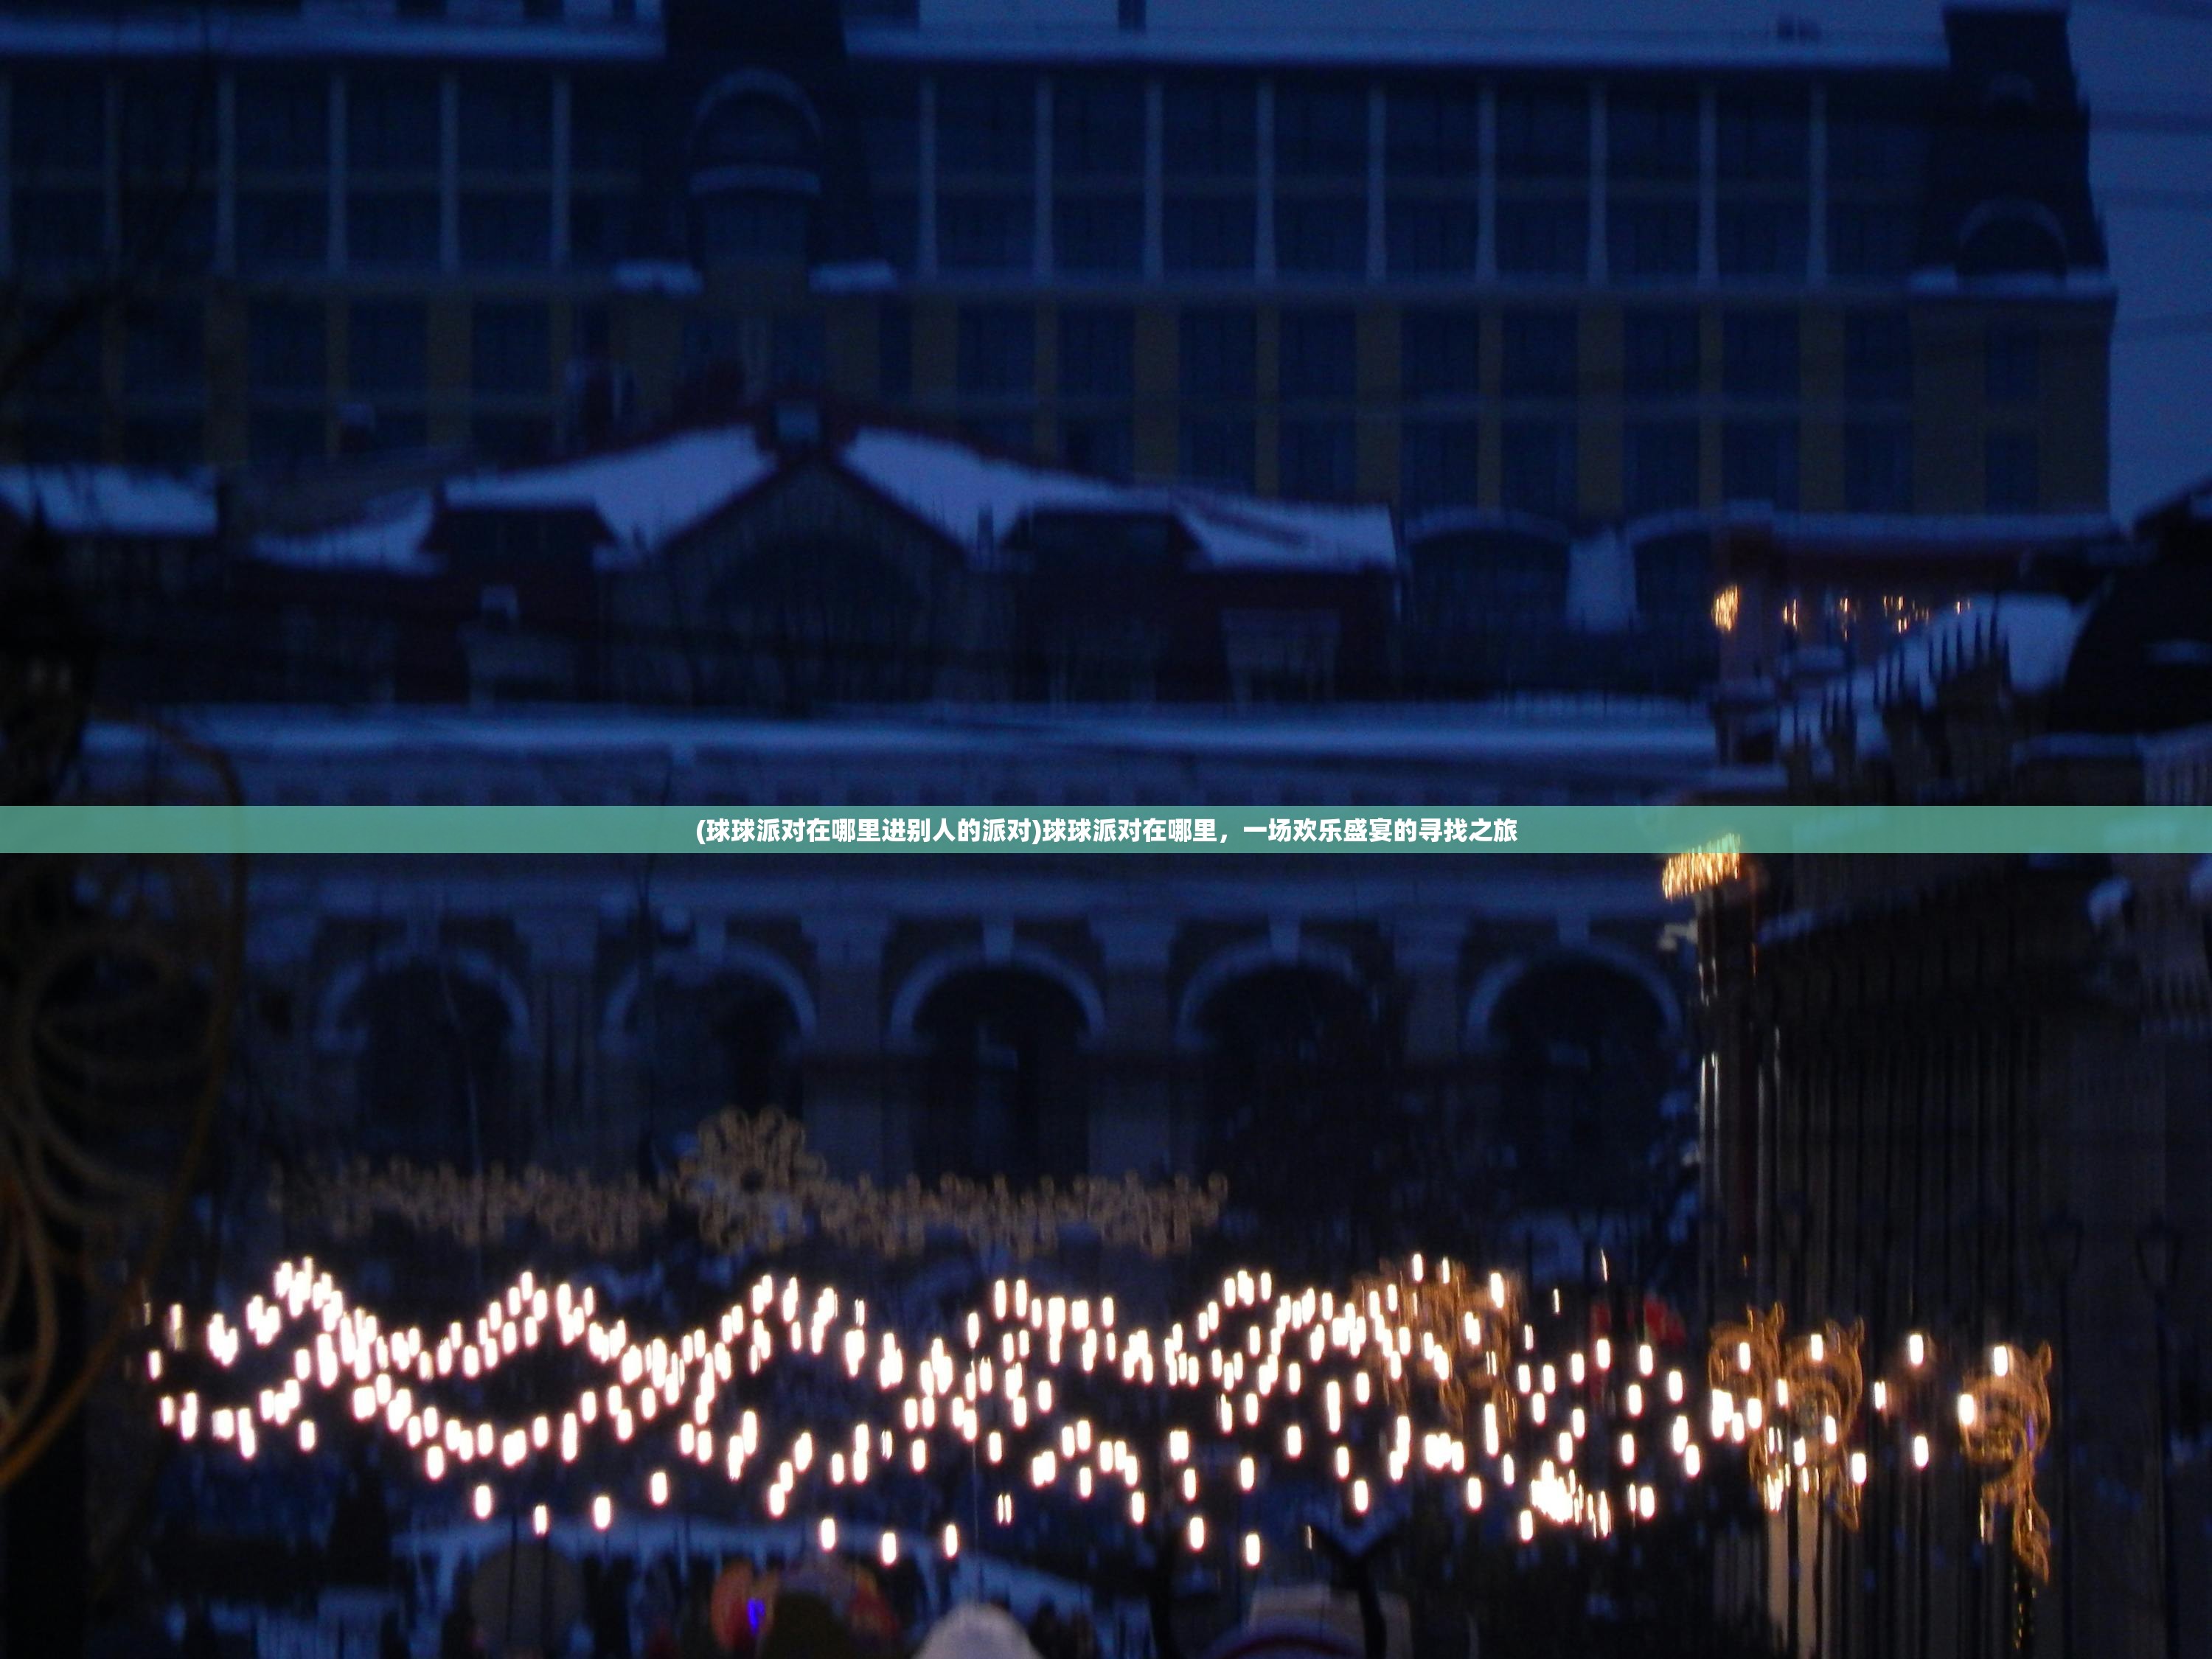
[2152, 1307, 2180, 1659]
[2056, 1284, 2073, 1659]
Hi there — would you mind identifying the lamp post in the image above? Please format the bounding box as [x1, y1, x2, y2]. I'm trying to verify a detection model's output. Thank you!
[2134, 1217, 2183, 1659]
[2039, 1210, 2084, 1659]
[1776, 1191, 1810, 1657]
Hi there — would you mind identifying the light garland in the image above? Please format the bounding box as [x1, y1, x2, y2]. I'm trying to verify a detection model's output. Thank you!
[1660, 835, 1745, 900]
[149, 1256, 1697, 1556]
[148, 1265, 2053, 1586]
[285, 1110, 1229, 1261]
[1707, 1307, 2053, 1582]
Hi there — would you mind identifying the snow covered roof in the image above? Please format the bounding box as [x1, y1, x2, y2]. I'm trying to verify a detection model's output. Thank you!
[0, 0, 1961, 71]
[0, 7, 661, 63]
[445, 427, 776, 558]
[1719, 508, 2119, 555]
[254, 420, 1397, 576]
[842, 428, 1397, 572]
[1779, 592, 2089, 752]
[0, 467, 217, 540]
[81, 700, 1716, 766]
[253, 491, 439, 574]
[853, 0, 1952, 69]
[841, 428, 1129, 547]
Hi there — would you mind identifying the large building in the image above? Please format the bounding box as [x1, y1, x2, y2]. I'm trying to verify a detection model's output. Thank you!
[1, 0, 2110, 534]
[75, 699, 1727, 1291]
[1686, 484, 2212, 1658]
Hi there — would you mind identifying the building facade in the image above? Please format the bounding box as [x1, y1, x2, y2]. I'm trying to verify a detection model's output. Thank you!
[1686, 490, 2212, 1657]
[1, 0, 2111, 532]
[80, 701, 1728, 1286]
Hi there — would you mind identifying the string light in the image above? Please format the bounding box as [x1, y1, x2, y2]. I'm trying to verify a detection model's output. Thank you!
[150, 1259, 2053, 1576]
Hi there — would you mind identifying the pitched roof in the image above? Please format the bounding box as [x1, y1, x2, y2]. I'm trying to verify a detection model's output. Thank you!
[250, 416, 1397, 576]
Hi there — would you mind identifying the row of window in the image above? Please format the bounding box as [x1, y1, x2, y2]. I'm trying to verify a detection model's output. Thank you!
[1169, 416, 1970, 514]
[10, 72, 645, 175]
[13, 69, 1918, 189]
[21, 299, 563, 402]
[38, 301, 2035, 429]
[20, 295, 2041, 422]
[12, 187, 1888, 282]
[875, 190, 1914, 282]
[973, 411, 2024, 518]
[11, 185, 647, 274]
[934, 305, 2034, 405]
[880, 74, 1922, 187]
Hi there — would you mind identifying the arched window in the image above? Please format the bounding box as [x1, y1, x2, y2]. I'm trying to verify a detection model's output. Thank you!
[349, 961, 521, 1166]
[914, 969, 1090, 1184]
[1483, 957, 1673, 1216]
[625, 971, 803, 1132]
[1194, 965, 1394, 1258]
[688, 76, 821, 267]
[1957, 201, 2068, 282]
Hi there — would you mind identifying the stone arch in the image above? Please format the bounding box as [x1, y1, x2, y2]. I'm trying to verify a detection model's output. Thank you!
[687, 70, 824, 267]
[1464, 940, 1682, 1054]
[606, 945, 812, 1130]
[319, 951, 533, 1165]
[1956, 198, 2070, 281]
[905, 961, 1096, 1184]
[1467, 947, 1683, 1216]
[316, 947, 529, 1057]
[601, 939, 817, 1051]
[1174, 934, 1366, 1051]
[688, 69, 824, 167]
[888, 942, 1104, 1050]
[1181, 945, 1398, 1266]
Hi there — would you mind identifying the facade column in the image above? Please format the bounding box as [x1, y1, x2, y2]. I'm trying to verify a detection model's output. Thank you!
[439, 70, 459, 274]
[1697, 81, 1717, 288]
[1476, 81, 1497, 282]
[1587, 79, 1607, 286]
[550, 72, 571, 269]
[1807, 82, 1828, 288]
[215, 72, 236, 276]
[328, 70, 347, 274]
[1034, 73, 1053, 282]
[917, 74, 938, 280]
[1366, 80, 1385, 284]
[0, 76, 13, 276]
[1142, 75, 1164, 280]
[1091, 917, 1180, 1178]
[801, 914, 895, 1177]
[1255, 77, 1275, 283]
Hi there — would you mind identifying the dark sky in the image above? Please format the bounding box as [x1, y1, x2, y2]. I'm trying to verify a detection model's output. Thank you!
[2072, 0, 2212, 515]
